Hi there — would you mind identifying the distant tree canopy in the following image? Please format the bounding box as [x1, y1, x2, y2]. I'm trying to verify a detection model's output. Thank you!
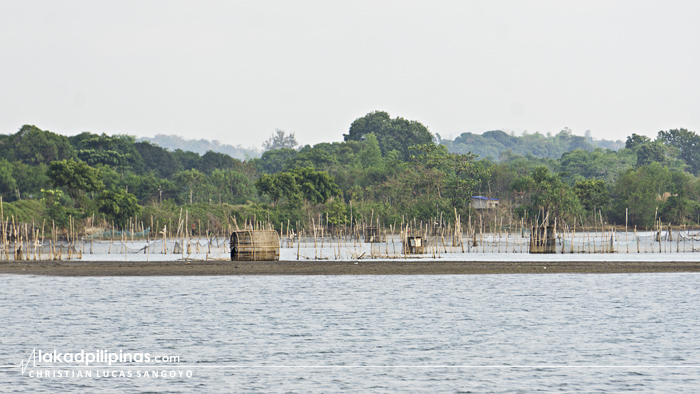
[442, 128, 623, 161]
[70, 133, 144, 171]
[6, 118, 700, 232]
[262, 129, 298, 151]
[657, 128, 700, 175]
[344, 111, 435, 161]
[0, 125, 75, 165]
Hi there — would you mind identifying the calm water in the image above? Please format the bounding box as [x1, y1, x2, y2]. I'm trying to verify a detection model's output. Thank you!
[1, 273, 699, 392]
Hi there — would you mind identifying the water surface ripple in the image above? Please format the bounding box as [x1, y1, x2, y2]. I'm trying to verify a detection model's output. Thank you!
[1, 273, 699, 392]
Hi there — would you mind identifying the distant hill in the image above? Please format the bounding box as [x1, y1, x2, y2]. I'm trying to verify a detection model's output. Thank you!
[139, 134, 261, 160]
[440, 130, 624, 160]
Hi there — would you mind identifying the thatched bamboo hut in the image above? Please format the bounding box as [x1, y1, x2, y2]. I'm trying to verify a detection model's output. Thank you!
[230, 230, 280, 261]
[403, 236, 426, 254]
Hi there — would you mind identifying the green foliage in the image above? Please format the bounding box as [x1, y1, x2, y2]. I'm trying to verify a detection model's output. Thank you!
[172, 169, 210, 204]
[255, 167, 340, 207]
[657, 128, 700, 175]
[355, 134, 383, 169]
[71, 133, 144, 172]
[171, 149, 202, 172]
[41, 189, 70, 228]
[512, 166, 583, 221]
[96, 188, 141, 228]
[443, 128, 622, 161]
[411, 144, 488, 211]
[344, 111, 434, 161]
[625, 133, 651, 149]
[133, 141, 181, 179]
[7, 121, 700, 228]
[559, 148, 635, 184]
[262, 129, 298, 151]
[0, 199, 44, 224]
[574, 179, 610, 213]
[323, 198, 348, 225]
[1, 125, 75, 165]
[196, 151, 241, 174]
[209, 169, 256, 204]
[257, 148, 298, 174]
[612, 163, 671, 226]
[0, 159, 17, 200]
[47, 159, 104, 204]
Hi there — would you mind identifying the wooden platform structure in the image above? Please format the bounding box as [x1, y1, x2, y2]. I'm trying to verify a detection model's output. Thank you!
[530, 225, 556, 253]
[230, 230, 280, 261]
[403, 236, 427, 254]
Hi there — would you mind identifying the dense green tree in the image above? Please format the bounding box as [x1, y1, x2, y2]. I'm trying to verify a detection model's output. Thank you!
[171, 149, 201, 171]
[612, 163, 671, 226]
[210, 169, 256, 204]
[292, 167, 341, 204]
[573, 179, 610, 213]
[355, 134, 383, 169]
[559, 148, 635, 184]
[196, 151, 241, 174]
[255, 167, 340, 206]
[46, 159, 104, 204]
[288, 145, 339, 171]
[172, 169, 207, 204]
[636, 141, 668, 167]
[255, 172, 301, 206]
[12, 162, 50, 200]
[96, 188, 141, 228]
[412, 144, 487, 210]
[41, 189, 70, 228]
[344, 111, 434, 160]
[657, 128, 700, 175]
[2, 125, 75, 165]
[256, 148, 298, 174]
[72, 133, 144, 172]
[625, 133, 652, 149]
[133, 141, 180, 178]
[0, 160, 17, 200]
[512, 166, 583, 221]
[262, 129, 298, 151]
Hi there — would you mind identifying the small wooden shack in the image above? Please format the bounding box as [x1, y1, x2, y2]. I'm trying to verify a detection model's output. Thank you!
[403, 236, 427, 254]
[364, 226, 383, 243]
[530, 225, 556, 253]
[230, 230, 280, 261]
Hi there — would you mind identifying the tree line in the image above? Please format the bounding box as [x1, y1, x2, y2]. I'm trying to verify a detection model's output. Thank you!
[1, 113, 700, 232]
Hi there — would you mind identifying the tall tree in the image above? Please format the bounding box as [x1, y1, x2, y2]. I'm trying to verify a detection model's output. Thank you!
[3, 125, 75, 165]
[46, 159, 104, 205]
[657, 128, 700, 175]
[262, 129, 299, 151]
[96, 188, 141, 228]
[344, 111, 434, 160]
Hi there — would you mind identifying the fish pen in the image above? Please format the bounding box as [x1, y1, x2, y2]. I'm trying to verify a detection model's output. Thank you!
[230, 230, 280, 261]
[403, 236, 427, 255]
[530, 224, 556, 254]
[364, 226, 383, 243]
[5, 202, 700, 262]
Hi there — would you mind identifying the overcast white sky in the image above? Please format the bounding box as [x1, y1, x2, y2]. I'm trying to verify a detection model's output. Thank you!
[1, 0, 699, 149]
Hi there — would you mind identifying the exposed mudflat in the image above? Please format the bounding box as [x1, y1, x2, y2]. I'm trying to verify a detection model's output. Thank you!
[1, 259, 699, 276]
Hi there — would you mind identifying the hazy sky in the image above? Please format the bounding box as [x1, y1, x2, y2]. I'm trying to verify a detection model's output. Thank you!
[2, 0, 699, 149]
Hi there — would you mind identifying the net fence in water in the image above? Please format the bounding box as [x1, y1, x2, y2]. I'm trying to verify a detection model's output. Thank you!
[86, 228, 151, 239]
[3, 230, 700, 261]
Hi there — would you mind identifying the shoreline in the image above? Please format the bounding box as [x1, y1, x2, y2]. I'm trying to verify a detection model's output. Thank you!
[1, 260, 699, 276]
